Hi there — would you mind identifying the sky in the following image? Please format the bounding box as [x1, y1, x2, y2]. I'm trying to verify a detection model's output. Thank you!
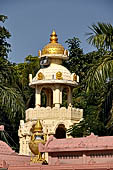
[0, 0, 113, 63]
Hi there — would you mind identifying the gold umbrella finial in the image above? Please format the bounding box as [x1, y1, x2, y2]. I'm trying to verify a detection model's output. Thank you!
[50, 30, 58, 43]
[33, 120, 43, 133]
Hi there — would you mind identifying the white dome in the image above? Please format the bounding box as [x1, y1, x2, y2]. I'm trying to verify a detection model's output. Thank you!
[34, 64, 71, 81]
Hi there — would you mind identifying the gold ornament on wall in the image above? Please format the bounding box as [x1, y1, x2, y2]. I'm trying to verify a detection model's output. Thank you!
[73, 73, 77, 81]
[37, 72, 44, 80]
[56, 71, 63, 80]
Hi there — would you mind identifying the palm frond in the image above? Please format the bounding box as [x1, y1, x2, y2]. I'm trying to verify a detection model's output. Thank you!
[0, 85, 25, 120]
[86, 23, 113, 51]
[86, 54, 113, 91]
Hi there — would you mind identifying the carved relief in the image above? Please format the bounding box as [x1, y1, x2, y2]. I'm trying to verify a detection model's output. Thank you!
[73, 73, 77, 81]
[37, 72, 44, 80]
[56, 71, 63, 80]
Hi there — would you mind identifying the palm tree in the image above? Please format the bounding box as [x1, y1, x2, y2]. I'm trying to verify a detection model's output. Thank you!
[0, 15, 25, 150]
[86, 22, 113, 134]
[0, 57, 25, 122]
[86, 23, 113, 90]
[86, 52, 113, 91]
[87, 22, 113, 51]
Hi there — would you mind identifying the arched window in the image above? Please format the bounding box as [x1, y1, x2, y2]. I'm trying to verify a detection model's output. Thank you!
[41, 87, 53, 107]
[54, 124, 66, 139]
[41, 89, 47, 107]
[61, 87, 69, 108]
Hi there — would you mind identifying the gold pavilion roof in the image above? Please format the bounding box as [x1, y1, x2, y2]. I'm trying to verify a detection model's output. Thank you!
[41, 30, 65, 55]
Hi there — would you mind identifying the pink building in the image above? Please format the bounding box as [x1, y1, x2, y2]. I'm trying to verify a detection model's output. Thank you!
[40, 133, 113, 166]
[1, 133, 113, 170]
[0, 140, 30, 169]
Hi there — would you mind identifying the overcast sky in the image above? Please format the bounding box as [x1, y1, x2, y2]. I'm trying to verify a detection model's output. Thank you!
[0, 0, 113, 63]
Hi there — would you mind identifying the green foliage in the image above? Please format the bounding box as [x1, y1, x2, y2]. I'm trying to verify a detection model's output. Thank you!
[0, 57, 25, 151]
[86, 22, 113, 51]
[85, 23, 113, 134]
[0, 15, 11, 58]
[0, 15, 25, 150]
[64, 38, 106, 82]
[70, 85, 107, 136]
[61, 88, 68, 108]
[15, 55, 40, 109]
[1, 16, 113, 148]
[63, 38, 83, 79]
[66, 36, 113, 137]
[0, 15, 25, 122]
[69, 23, 113, 137]
[0, 53, 40, 150]
[68, 115, 106, 137]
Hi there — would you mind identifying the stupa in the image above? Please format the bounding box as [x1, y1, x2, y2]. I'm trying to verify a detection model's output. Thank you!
[18, 31, 83, 155]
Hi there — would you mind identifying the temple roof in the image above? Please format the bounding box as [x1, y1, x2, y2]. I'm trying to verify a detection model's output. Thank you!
[30, 64, 77, 87]
[0, 140, 15, 155]
[40, 133, 113, 153]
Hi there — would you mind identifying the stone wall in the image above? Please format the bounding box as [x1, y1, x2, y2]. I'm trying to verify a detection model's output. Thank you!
[26, 106, 83, 122]
[7, 163, 113, 170]
[18, 106, 83, 155]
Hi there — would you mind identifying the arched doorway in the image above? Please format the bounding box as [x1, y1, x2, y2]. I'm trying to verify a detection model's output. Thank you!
[54, 124, 66, 139]
[61, 87, 68, 107]
[61, 86, 72, 107]
[41, 87, 53, 107]
[41, 89, 47, 107]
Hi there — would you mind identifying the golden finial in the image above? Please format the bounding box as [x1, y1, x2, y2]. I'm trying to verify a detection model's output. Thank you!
[50, 30, 58, 43]
[33, 120, 43, 133]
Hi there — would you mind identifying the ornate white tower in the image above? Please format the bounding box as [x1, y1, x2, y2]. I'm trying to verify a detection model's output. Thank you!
[18, 31, 83, 155]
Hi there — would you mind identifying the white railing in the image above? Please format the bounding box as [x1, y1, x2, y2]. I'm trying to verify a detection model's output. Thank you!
[26, 106, 83, 122]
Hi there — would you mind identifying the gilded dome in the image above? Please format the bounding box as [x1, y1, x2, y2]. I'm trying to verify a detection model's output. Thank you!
[41, 30, 65, 55]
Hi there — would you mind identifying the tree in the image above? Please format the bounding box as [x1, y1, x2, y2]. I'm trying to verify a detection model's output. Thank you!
[86, 22, 113, 51]
[63, 37, 84, 80]
[86, 23, 113, 89]
[0, 15, 11, 58]
[66, 37, 111, 137]
[0, 14, 25, 120]
[85, 22, 113, 135]
[69, 82, 109, 137]
[15, 55, 40, 109]
[0, 15, 40, 149]
[0, 15, 25, 150]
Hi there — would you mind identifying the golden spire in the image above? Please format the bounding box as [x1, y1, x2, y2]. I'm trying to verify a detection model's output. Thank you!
[41, 30, 65, 56]
[33, 120, 43, 133]
[50, 30, 58, 43]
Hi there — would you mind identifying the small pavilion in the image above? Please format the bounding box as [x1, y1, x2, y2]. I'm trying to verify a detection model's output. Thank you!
[1, 31, 113, 169]
[18, 31, 83, 156]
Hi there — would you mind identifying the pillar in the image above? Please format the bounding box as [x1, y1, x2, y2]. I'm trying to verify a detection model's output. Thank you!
[26, 136, 30, 155]
[60, 86, 64, 105]
[19, 137, 23, 155]
[53, 86, 61, 108]
[35, 86, 41, 107]
[48, 90, 52, 106]
[60, 90, 62, 104]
